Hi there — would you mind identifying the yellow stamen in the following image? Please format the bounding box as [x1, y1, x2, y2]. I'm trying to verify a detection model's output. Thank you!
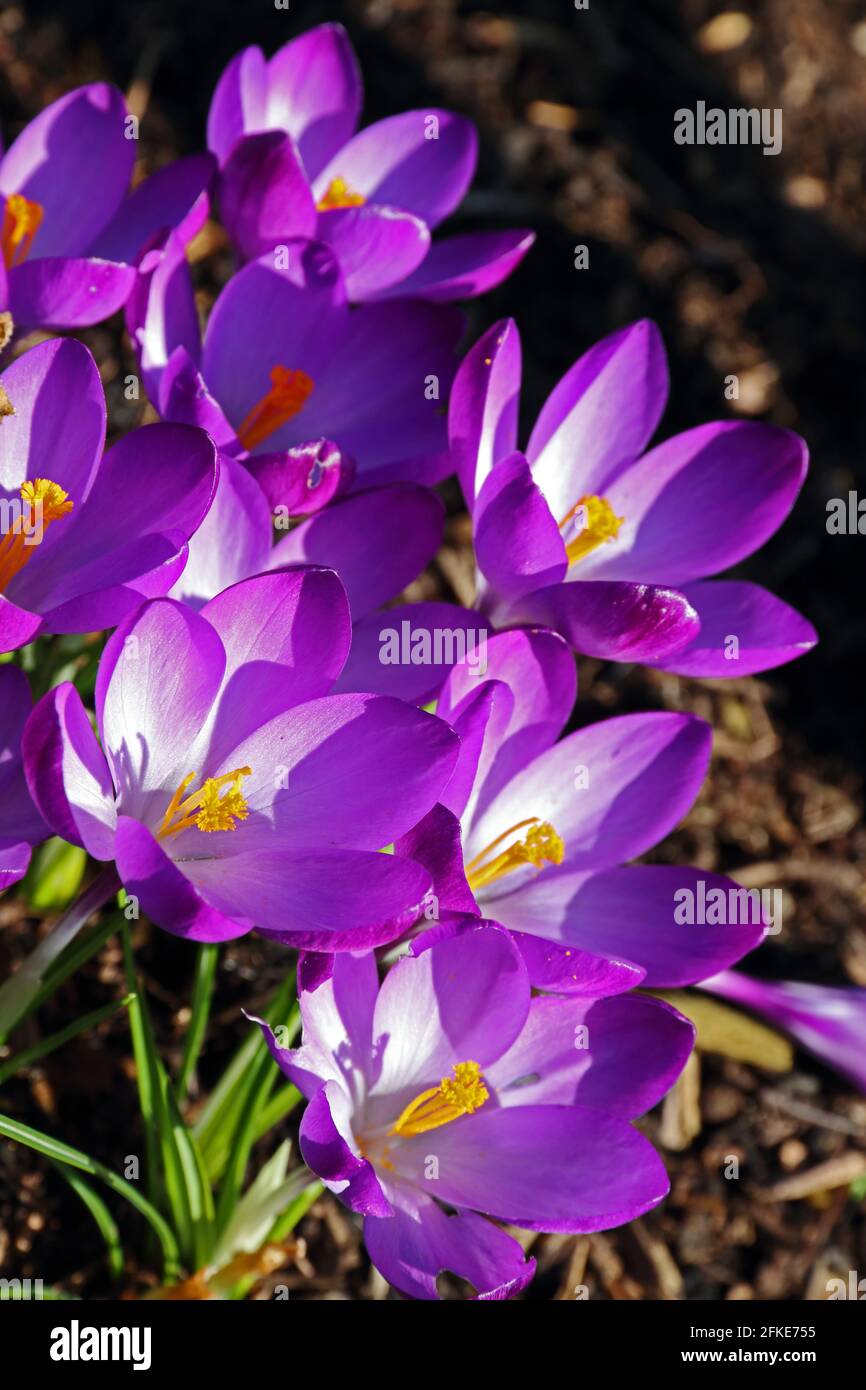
[1, 193, 44, 268]
[390, 1061, 489, 1138]
[236, 366, 314, 451]
[465, 817, 564, 893]
[0, 477, 73, 593]
[558, 494, 624, 566]
[316, 176, 366, 213]
[157, 767, 252, 839]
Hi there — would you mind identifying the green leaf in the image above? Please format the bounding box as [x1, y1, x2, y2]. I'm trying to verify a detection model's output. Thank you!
[175, 943, 219, 1104]
[0, 993, 134, 1088]
[24, 837, 87, 912]
[55, 1166, 124, 1280]
[211, 1140, 306, 1271]
[0, 1112, 181, 1281]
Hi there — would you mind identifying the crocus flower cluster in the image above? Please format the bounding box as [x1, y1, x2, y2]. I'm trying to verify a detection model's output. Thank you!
[0, 21, 832, 1301]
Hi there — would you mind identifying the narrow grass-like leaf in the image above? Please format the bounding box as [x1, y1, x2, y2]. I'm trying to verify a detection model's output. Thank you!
[0, 994, 134, 1087]
[175, 943, 219, 1104]
[55, 1165, 124, 1280]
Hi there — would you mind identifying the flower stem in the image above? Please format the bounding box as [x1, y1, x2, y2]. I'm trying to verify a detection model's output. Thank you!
[0, 864, 120, 1043]
[175, 943, 219, 1105]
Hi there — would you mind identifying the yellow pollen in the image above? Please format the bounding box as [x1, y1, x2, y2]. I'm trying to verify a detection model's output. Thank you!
[558, 494, 624, 566]
[390, 1061, 489, 1138]
[0, 477, 73, 594]
[157, 767, 252, 839]
[316, 176, 366, 212]
[1, 193, 44, 269]
[236, 366, 314, 451]
[465, 817, 564, 893]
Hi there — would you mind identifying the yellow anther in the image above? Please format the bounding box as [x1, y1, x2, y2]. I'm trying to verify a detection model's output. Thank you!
[465, 817, 564, 893]
[316, 176, 366, 212]
[157, 767, 252, 839]
[1, 193, 44, 268]
[0, 477, 73, 593]
[390, 1061, 489, 1138]
[558, 494, 624, 566]
[236, 366, 314, 451]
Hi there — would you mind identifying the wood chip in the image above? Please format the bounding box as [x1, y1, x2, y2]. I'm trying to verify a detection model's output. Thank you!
[758, 1151, 866, 1201]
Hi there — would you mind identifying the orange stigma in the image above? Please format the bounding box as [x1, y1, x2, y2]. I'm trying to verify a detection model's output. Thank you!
[236, 366, 314, 451]
[0, 478, 73, 593]
[465, 818, 564, 893]
[558, 494, 624, 567]
[157, 767, 252, 839]
[1, 193, 44, 269]
[316, 176, 366, 212]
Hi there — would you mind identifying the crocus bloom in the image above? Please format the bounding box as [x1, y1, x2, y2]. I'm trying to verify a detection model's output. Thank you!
[22, 568, 459, 948]
[0, 83, 213, 332]
[447, 317, 817, 674]
[0, 337, 218, 654]
[0, 665, 47, 890]
[129, 233, 462, 488]
[702, 970, 866, 1094]
[395, 628, 764, 992]
[207, 23, 533, 302]
[254, 924, 693, 1298]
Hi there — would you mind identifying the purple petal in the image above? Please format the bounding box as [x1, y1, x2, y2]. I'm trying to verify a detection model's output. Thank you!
[370, 924, 528, 1098]
[300, 1083, 391, 1216]
[527, 319, 669, 520]
[265, 24, 362, 180]
[448, 318, 521, 507]
[269, 484, 443, 620]
[393, 1103, 669, 1232]
[130, 233, 202, 405]
[313, 110, 477, 229]
[394, 804, 478, 918]
[0, 840, 31, 893]
[218, 131, 316, 261]
[438, 627, 577, 815]
[0, 84, 133, 257]
[438, 679, 514, 823]
[509, 931, 645, 997]
[245, 438, 355, 516]
[0, 337, 105, 502]
[200, 566, 352, 763]
[206, 46, 269, 165]
[86, 153, 216, 263]
[316, 203, 430, 300]
[114, 815, 253, 942]
[702, 972, 866, 1094]
[486, 992, 693, 1116]
[579, 422, 808, 584]
[335, 603, 488, 702]
[22, 682, 116, 859]
[193, 847, 433, 952]
[97, 599, 226, 824]
[491, 864, 765, 987]
[511, 578, 700, 663]
[7, 257, 136, 331]
[157, 348, 235, 450]
[374, 228, 535, 303]
[0, 596, 42, 654]
[0, 665, 46, 844]
[649, 580, 818, 677]
[474, 450, 567, 603]
[364, 1181, 534, 1300]
[171, 454, 272, 608]
[466, 712, 711, 886]
[199, 692, 458, 854]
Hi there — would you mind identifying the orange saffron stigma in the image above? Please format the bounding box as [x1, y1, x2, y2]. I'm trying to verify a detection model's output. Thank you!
[316, 176, 366, 212]
[1, 193, 44, 269]
[465, 817, 564, 893]
[157, 768, 252, 839]
[236, 366, 314, 451]
[0, 478, 73, 594]
[389, 1062, 489, 1138]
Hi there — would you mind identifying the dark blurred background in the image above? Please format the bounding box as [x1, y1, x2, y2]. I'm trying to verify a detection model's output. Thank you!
[1, 0, 865, 1300]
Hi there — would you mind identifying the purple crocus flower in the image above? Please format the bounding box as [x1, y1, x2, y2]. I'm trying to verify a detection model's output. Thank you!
[0, 337, 218, 654]
[129, 233, 462, 489]
[207, 23, 534, 303]
[394, 628, 764, 993]
[702, 970, 866, 1094]
[253, 923, 694, 1299]
[446, 317, 817, 674]
[0, 83, 213, 332]
[0, 665, 47, 891]
[22, 568, 458, 948]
